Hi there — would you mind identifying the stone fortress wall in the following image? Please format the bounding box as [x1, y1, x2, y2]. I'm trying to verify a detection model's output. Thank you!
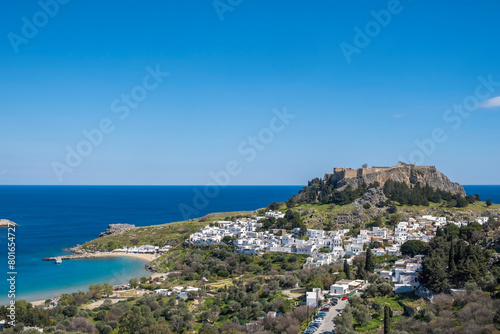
[323, 161, 464, 195]
[327, 162, 436, 182]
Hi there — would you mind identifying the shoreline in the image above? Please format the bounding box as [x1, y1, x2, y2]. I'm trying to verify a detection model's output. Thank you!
[43, 251, 157, 263]
[28, 254, 164, 306]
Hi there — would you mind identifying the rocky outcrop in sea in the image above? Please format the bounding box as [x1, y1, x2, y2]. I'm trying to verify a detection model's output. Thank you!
[0, 219, 18, 227]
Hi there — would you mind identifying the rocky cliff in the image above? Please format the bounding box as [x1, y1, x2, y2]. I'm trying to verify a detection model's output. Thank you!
[333, 164, 465, 195]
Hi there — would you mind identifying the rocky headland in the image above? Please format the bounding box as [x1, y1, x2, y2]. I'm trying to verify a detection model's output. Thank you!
[0, 219, 18, 227]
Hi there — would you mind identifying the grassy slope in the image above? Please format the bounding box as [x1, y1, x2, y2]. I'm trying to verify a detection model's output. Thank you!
[80, 211, 255, 252]
[280, 200, 500, 230]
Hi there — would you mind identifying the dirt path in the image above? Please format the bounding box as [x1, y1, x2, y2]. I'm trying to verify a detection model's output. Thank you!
[82, 298, 127, 310]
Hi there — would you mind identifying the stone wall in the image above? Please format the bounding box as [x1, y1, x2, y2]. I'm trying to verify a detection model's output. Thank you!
[326, 162, 465, 195]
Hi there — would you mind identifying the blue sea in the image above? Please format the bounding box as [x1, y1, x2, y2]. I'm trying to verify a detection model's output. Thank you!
[0, 186, 301, 304]
[0, 185, 498, 305]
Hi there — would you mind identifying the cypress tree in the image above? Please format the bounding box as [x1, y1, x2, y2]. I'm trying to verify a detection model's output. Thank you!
[448, 241, 457, 283]
[356, 265, 366, 280]
[365, 248, 375, 273]
[384, 305, 391, 334]
[344, 259, 351, 279]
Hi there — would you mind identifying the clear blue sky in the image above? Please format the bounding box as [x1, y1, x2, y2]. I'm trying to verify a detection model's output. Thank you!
[1, 0, 499, 185]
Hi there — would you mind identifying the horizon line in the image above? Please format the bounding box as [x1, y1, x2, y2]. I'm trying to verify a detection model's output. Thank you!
[0, 184, 498, 187]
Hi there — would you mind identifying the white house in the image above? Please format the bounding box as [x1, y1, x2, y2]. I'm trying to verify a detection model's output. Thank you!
[373, 247, 386, 256]
[306, 229, 325, 239]
[265, 211, 285, 219]
[296, 245, 317, 255]
[306, 288, 322, 308]
[476, 217, 489, 225]
[386, 245, 401, 256]
[330, 283, 349, 296]
[154, 289, 170, 296]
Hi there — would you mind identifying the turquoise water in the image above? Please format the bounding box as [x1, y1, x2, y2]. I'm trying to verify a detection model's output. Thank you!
[18, 257, 151, 302]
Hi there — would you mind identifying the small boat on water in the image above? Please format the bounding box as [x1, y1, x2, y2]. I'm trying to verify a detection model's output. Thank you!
[55, 257, 62, 264]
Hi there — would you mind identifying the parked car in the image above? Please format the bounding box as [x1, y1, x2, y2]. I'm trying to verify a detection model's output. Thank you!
[341, 296, 348, 300]
[320, 307, 330, 312]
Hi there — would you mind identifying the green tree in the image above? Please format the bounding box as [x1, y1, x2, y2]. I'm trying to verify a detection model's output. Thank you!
[59, 293, 74, 306]
[95, 310, 106, 321]
[63, 305, 78, 317]
[448, 241, 457, 282]
[419, 238, 451, 293]
[365, 248, 375, 273]
[267, 202, 281, 211]
[354, 305, 371, 327]
[119, 307, 146, 334]
[389, 213, 405, 226]
[129, 278, 139, 288]
[344, 260, 351, 279]
[96, 322, 113, 334]
[401, 240, 427, 257]
[494, 308, 500, 329]
[102, 283, 113, 296]
[373, 215, 383, 227]
[141, 322, 173, 334]
[486, 199, 492, 207]
[356, 265, 366, 280]
[387, 203, 398, 214]
[384, 305, 391, 334]
[336, 305, 354, 333]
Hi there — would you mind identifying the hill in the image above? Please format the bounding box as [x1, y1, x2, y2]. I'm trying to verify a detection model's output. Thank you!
[324, 162, 465, 195]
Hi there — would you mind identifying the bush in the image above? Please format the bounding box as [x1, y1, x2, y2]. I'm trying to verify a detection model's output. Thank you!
[66, 317, 96, 333]
[348, 295, 362, 308]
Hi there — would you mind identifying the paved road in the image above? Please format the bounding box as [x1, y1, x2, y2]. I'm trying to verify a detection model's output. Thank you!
[313, 298, 349, 334]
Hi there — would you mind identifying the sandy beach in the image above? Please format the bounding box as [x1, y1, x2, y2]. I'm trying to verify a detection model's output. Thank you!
[90, 252, 157, 262]
[30, 300, 46, 307]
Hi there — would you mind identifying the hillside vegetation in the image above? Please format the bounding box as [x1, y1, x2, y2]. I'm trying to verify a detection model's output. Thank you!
[80, 211, 256, 252]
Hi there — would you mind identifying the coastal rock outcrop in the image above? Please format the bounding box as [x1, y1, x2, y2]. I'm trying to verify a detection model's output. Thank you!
[98, 223, 135, 237]
[0, 219, 18, 227]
